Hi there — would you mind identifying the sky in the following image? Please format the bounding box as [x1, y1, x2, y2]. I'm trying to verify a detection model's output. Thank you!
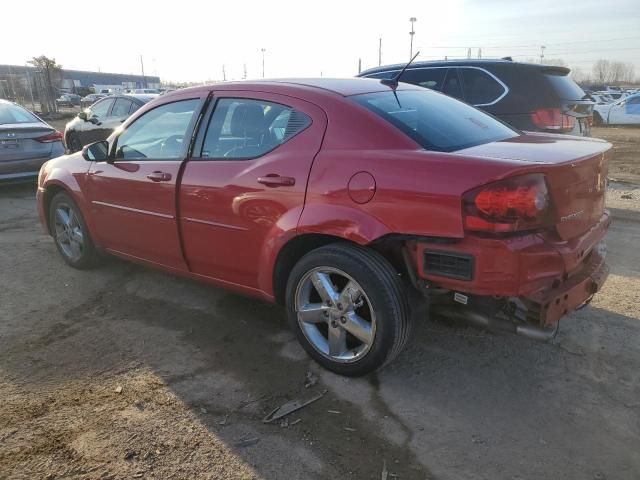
[2, 0, 639, 83]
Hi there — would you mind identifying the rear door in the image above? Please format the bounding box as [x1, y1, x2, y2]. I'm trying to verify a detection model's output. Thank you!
[86, 95, 204, 269]
[179, 92, 327, 289]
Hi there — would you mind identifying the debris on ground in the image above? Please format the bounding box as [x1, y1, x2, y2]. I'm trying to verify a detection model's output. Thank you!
[327, 410, 341, 414]
[263, 390, 326, 423]
[381, 459, 388, 480]
[114, 385, 123, 394]
[233, 437, 260, 448]
[304, 370, 318, 388]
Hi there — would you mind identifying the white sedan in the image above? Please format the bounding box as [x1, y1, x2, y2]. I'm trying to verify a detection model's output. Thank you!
[594, 93, 640, 125]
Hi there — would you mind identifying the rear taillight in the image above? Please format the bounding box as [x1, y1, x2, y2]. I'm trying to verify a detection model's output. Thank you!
[36, 131, 63, 143]
[463, 174, 553, 233]
[530, 108, 576, 133]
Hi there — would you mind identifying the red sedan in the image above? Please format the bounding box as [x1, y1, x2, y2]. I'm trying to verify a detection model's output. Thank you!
[36, 78, 611, 376]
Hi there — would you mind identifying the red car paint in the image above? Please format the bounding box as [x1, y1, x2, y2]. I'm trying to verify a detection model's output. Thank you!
[36, 79, 611, 329]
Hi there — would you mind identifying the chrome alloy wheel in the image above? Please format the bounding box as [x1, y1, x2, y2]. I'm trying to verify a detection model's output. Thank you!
[295, 267, 376, 363]
[53, 202, 84, 262]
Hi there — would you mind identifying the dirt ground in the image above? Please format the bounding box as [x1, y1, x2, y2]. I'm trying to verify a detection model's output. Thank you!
[592, 126, 640, 185]
[1, 145, 639, 479]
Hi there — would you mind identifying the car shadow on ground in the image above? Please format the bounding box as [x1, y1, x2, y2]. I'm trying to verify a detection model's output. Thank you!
[1, 182, 639, 478]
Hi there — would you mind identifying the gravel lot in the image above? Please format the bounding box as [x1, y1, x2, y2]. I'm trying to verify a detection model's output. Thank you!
[1, 134, 639, 479]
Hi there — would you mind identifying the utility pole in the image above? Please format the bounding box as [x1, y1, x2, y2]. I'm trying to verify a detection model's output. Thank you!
[243, 63, 247, 80]
[222, 65, 226, 81]
[540, 45, 546, 64]
[358, 58, 362, 74]
[261, 48, 266, 78]
[467, 48, 472, 59]
[409, 17, 417, 59]
[478, 48, 482, 59]
[140, 55, 147, 87]
[378, 38, 382, 66]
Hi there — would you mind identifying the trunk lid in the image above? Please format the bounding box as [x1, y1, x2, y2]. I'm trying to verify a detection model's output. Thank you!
[460, 134, 610, 240]
[0, 123, 55, 162]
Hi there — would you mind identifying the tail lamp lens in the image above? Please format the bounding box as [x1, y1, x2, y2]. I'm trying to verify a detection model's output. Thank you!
[463, 174, 552, 233]
[531, 108, 576, 132]
[36, 131, 63, 143]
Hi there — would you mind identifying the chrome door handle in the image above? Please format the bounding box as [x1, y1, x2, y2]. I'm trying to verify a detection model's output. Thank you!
[257, 174, 295, 187]
[147, 171, 172, 182]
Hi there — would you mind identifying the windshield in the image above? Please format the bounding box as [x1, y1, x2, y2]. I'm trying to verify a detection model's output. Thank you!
[352, 89, 518, 152]
[0, 103, 40, 125]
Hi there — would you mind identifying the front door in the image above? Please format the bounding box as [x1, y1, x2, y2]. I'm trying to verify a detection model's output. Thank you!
[608, 95, 640, 125]
[86, 96, 203, 269]
[77, 97, 115, 146]
[179, 92, 327, 289]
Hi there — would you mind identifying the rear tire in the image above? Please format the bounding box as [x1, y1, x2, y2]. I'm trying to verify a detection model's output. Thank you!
[285, 243, 412, 376]
[593, 112, 603, 126]
[49, 192, 99, 269]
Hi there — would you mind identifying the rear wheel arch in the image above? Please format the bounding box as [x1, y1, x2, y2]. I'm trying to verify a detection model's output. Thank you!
[272, 234, 349, 305]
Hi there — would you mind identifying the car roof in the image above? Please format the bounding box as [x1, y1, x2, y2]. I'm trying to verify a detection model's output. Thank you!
[169, 78, 422, 99]
[360, 59, 570, 76]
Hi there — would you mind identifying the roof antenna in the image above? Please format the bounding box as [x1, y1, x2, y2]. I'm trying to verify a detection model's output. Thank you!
[381, 51, 420, 89]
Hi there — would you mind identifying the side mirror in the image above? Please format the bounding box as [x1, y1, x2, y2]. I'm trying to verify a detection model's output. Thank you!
[82, 141, 110, 162]
[78, 111, 88, 121]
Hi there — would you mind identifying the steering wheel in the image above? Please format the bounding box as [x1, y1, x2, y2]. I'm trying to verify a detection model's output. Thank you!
[160, 135, 183, 156]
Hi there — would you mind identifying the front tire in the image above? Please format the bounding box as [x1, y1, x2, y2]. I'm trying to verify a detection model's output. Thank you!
[285, 243, 412, 376]
[66, 132, 83, 153]
[49, 192, 99, 269]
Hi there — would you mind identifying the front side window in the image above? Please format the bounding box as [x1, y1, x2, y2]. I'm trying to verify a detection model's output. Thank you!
[442, 69, 463, 99]
[89, 98, 114, 118]
[110, 98, 133, 117]
[115, 99, 199, 160]
[460, 68, 505, 105]
[401, 68, 447, 91]
[200, 98, 310, 159]
[352, 89, 518, 152]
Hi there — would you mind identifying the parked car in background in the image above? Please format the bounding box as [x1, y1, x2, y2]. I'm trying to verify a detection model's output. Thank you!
[0, 100, 64, 182]
[594, 92, 640, 125]
[38, 79, 610, 375]
[131, 88, 159, 94]
[56, 94, 82, 107]
[359, 59, 593, 136]
[64, 94, 158, 152]
[80, 93, 107, 109]
[585, 92, 614, 104]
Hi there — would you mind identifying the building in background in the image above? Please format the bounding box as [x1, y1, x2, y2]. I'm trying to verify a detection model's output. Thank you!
[0, 64, 160, 105]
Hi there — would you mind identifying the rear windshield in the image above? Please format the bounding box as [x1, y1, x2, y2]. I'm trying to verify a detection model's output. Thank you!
[352, 89, 518, 152]
[0, 103, 39, 125]
[544, 73, 586, 100]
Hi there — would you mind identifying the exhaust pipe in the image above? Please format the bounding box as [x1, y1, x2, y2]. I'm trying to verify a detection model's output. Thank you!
[436, 306, 558, 341]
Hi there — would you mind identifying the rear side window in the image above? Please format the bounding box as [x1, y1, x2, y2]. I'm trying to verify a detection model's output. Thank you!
[200, 98, 310, 159]
[352, 89, 517, 152]
[401, 68, 446, 90]
[544, 73, 585, 100]
[460, 68, 505, 105]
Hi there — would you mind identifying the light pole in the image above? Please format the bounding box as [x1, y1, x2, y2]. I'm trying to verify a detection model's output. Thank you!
[409, 17, 417, 59]
[261, 48, 266, 78]
[540, 45, 546, 64]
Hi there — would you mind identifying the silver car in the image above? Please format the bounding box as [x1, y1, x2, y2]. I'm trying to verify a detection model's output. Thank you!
[0, 100, 65, 183]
